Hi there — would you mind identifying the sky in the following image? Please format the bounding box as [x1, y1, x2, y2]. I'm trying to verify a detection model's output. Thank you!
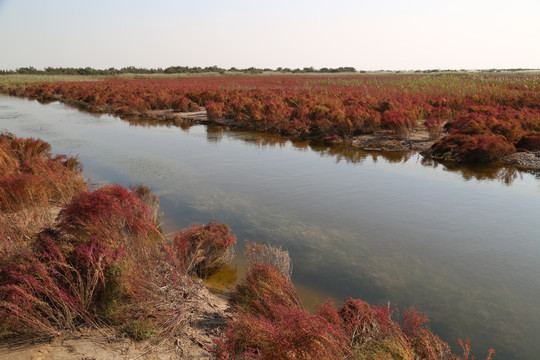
[0, 0, 539, 71]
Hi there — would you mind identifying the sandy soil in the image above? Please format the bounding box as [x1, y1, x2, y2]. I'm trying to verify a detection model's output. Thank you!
[0, 284, 229, 360]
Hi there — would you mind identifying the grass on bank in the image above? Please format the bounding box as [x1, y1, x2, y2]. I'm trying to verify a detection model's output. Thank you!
[0, 134, 236, 340]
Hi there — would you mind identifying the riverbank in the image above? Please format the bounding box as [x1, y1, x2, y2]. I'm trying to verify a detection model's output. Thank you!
[65, 100, 540, 171]
[2, 73, 539, 171]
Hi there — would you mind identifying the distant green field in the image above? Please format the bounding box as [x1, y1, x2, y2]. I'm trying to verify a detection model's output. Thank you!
[3, 70, 539, 87]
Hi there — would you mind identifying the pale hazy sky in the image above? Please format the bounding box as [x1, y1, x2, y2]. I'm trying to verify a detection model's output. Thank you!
[0, 0, 539, 70]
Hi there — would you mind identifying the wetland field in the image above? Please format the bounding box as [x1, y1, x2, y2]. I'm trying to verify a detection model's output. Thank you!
[1, 73, 540, 359]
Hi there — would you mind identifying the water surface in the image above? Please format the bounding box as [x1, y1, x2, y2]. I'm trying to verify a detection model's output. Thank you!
[1, 95, 539, 359]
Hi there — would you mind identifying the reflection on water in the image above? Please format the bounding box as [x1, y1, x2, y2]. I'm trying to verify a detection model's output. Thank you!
[1, 95, 540, 359]
[119, 111, 540, 185]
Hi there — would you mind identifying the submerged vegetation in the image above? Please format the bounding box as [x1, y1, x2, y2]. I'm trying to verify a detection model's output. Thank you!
[0, 134, 497, 358]
[2, 73, 539, 165]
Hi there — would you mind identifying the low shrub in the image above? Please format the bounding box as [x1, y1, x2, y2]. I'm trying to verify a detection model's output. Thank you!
[0, 233, 94, 335]
[0, 133, 85, 213]
[55, 185, 161, 253]
[401, 306, 451, 359]
[0, 134, 85, 259]
[169, 222, 236, 278]
[516, 132, 540, 151]
[213, 304, 348, 360]
[430, 133, 515, 162]
[229, 263, 301, 317]
[205, 101, 224, 120]
[382, 109, 415, 138]
[0, 184, 162, 336]
[338, 298, 402, 346]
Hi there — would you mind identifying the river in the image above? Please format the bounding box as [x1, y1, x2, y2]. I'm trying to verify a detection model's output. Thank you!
[1, 95, 539, 359]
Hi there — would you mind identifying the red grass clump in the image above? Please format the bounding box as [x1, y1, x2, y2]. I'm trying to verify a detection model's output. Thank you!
[0, 229, 124, 335]
[168, 222, 236, 277]
[0, 133, 85, 213]
[382, 108, 416, 138]
[230, 263, 301, 316]
[431, 133, 515, 162]
[214, 304, 348, 360]
[205, 101, 224, 121]
[516, 131, 540, 151]
[0, 133, 85, 258]
[55, 185, 161, 252]
[0, 185, 162, 335]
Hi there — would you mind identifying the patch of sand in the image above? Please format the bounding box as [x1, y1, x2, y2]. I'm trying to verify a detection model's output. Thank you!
[0, 285, 229, 360]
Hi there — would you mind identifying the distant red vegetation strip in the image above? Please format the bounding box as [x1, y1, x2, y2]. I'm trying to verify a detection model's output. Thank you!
[3, 74, 540, 162]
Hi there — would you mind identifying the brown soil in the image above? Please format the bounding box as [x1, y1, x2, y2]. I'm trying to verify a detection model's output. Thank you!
[503, 151, 540, 170]
[350, 128, 436, 152]
[0, 282, 229, 360]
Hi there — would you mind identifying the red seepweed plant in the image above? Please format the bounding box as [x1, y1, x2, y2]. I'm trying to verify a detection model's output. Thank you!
[167, 222, 236, 278]
[0, 133, 86, 259]
[0, 158, 238, 339]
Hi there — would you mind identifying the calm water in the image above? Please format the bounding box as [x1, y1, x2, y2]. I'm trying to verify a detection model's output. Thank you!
[1, 95, 540, 359]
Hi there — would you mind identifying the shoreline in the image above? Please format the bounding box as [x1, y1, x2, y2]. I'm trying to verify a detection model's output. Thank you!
[32, 94, 540, 171]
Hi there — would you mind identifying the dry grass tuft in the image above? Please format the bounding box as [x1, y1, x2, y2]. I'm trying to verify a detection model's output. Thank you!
[245, 240, 292, 278]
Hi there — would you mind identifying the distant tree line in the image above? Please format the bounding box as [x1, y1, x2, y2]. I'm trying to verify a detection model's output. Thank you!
[0, 65, 362, 76]
[0, 66, 536, 76]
